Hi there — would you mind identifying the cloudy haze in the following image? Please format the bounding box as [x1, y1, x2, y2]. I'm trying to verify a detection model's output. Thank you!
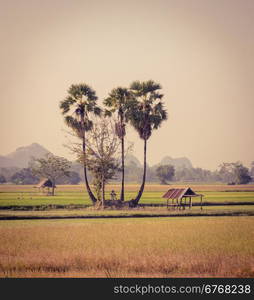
[0, 0, 254, 170]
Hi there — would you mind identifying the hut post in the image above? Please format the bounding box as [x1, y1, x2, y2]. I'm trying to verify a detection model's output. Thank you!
[180, 197, 183, 210]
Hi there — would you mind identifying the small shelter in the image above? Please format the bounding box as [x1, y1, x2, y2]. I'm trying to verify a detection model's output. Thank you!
[162, 187, 203, 210]
[36, 178, 56, 195]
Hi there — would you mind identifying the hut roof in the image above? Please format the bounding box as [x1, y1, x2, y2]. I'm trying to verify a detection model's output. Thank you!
[36, 178, 56, 188]
[162, 187, 199, 200]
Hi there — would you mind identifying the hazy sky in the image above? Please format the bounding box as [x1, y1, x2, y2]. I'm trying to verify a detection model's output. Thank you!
[0, 0, 253, 170]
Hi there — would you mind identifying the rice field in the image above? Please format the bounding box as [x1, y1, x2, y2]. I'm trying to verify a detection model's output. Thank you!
[0, 216, 253, 277]
[0, 184, 253, 277]
[0, 184, 254, 208]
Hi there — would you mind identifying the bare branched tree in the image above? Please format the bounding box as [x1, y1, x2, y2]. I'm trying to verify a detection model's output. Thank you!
[67, 117, 124, 207]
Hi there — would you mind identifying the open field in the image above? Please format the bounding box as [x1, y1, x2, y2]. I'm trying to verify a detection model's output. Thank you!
[0, 184, 254, 209]
[0, 184, 253, 278]
[0, 216, 253, 277]
[1, 183, 254, 193]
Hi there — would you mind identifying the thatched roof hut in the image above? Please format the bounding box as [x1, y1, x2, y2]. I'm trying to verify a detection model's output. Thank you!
[162, 187, 203, 210]
[36, 178, 56, 188]
[162, 187, 198, 200]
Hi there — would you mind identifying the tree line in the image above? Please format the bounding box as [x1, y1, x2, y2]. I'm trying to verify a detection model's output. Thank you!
[154, 162, 253, 185]
[0, 165, 81, 185]
[0, 161, 254, 184]
[1, 160, 253, 186]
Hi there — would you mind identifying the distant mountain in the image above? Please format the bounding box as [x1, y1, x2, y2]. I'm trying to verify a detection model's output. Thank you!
[122, 154, 193, 170]
[0, 143, 194, 174]
[0, 143, 51, 168]
[155, 156, 193, 170]
[0, 156, 16, 168]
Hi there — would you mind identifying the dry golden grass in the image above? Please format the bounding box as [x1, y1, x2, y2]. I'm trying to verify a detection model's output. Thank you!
[0, 217, 253, 277]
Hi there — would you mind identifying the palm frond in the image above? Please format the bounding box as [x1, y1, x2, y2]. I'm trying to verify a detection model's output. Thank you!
[64, 116, 82, 137]
[68, 83, 98, 101]
[130, 81, 142, 91]
[104, 109, 113, 117]
[93, 106, 102, 116]
[59, 96, 76, 114]
[84, 119, 93, 131]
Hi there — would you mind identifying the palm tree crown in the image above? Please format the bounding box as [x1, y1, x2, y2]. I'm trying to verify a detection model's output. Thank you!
[104, 87, 134, 137]
[130, 80, 167, 140]
[60, 84, 101, 134]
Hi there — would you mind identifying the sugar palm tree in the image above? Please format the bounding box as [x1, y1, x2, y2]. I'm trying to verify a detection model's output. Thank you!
[129, 80, 167, 206]
[104, 87, 134, 202]
[59, 84, 101, 204]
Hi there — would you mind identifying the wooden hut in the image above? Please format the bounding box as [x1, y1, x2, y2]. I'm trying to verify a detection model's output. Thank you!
[36, 178, 56, 195]
[162, 187, 203, 210]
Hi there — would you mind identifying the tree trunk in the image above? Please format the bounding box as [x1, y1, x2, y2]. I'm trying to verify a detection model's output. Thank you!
[133, 138, 147, 206]
[82, 119, 97, 204]
[120, 134, 125, 202]
[102, 178, 105, 209]
[51, 179, 55, 196]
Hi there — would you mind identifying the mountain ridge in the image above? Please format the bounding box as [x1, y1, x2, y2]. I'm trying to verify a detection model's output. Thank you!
[156, 155, 193, 170]
[1, 143, 51, 168]
[0, 143, 194, 170]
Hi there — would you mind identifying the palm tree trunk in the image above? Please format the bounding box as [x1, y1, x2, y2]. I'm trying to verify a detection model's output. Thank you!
[120, 134, 125, 202]
[133, 138, 147, 206]
[102, 176, 105, 208]
[82, 124, 97, 204]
